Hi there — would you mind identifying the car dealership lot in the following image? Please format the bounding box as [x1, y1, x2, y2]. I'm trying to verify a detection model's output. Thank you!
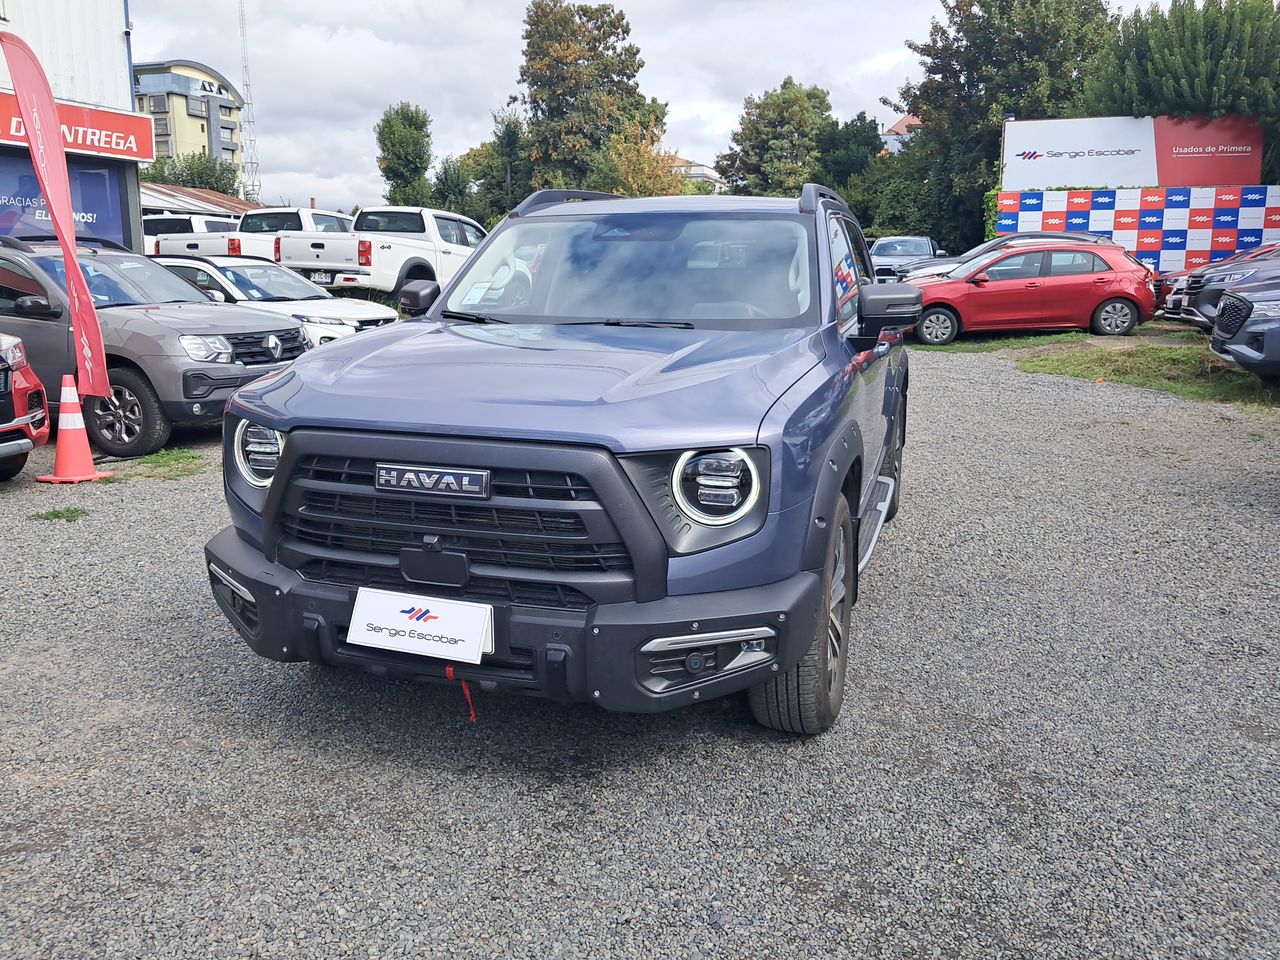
[2, 352, 1277, 959]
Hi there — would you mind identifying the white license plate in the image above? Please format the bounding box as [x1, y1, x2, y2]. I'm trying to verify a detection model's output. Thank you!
[347, 587, 493, 664]
[310, 270, 332, 284]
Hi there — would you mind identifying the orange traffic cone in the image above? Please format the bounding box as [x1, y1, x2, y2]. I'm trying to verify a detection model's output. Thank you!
[37, 375, 112, 484]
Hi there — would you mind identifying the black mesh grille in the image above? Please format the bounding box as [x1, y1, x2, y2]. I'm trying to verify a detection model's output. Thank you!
[1215, 296, 1252, 338]
[296, 455, 594, 501]
[298, 559, 594, 610]
[296, 490, 587, 537]
[225, 328, 307, 365]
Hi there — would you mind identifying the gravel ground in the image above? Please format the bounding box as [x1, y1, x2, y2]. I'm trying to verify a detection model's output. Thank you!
[2, 353, 1277, 959]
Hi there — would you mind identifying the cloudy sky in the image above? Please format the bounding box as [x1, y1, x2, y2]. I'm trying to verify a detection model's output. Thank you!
[129, 0, 1148, 210]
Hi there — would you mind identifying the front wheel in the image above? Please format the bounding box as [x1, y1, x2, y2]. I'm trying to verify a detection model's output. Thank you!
[1092, 298, 1138, 336]
[0, 452, 27, 481]
[916, 307, 959, 345]
[749, 494, 855, 735]
[84, 367, 171, 458]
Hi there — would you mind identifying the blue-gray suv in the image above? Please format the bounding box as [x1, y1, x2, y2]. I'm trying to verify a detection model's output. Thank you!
[204, 185, 919, 734]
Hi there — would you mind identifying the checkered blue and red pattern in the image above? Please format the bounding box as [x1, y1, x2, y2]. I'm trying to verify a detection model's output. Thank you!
[995, 186, 1280, 274]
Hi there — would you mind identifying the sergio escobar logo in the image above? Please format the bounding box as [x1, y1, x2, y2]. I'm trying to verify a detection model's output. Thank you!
[1017, 147, 1143, 159]
[365, 623, 466, 647]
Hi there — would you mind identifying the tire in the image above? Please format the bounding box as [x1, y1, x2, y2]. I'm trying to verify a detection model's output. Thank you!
[1092, 298, 1138, 336]
[882, 396, 905, 522]
[0, 452, 27, 481]
[916, 306, 959, 345]
[84, 366, 171, 458]
[749, 494, 855, 735]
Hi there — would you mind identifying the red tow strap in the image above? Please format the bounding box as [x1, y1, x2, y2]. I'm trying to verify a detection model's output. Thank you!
[444, 664, 477, 724]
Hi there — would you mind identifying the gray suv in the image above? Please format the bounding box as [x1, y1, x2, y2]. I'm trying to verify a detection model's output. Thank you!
[0, 237, 308, 457]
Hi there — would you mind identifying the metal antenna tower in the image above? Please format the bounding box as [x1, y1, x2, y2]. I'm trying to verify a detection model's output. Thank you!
[238, 0, 261, 202]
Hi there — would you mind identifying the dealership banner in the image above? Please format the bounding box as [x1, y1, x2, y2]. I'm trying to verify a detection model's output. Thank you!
[0, 89, 154, 163]
[1002, 116, 1263, 191]
[995, 185, 1280, 273]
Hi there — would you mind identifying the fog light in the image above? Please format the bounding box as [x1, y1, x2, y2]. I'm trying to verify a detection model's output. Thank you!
[192, 402, 203, 415]
[684, 651, 708, 673]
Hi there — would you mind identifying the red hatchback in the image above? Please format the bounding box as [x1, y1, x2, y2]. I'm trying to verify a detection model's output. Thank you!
[906, 242, 1156, 345]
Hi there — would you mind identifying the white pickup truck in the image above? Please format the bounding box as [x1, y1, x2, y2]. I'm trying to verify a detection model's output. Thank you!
[154, 206, 353, 259]
[275, 206, 486, 295]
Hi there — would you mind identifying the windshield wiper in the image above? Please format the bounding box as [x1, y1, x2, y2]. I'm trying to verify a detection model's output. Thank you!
[440, 309, 510, 324]
[564, 319, 695, 329]
[257, 296, 295, 302]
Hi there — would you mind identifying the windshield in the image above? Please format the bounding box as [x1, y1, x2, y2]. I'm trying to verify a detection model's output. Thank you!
[945, 247, 1013, 279]
[240, 211, 303, 232]
[36, 252, 205, 307]
[442, 212, 818, 329]
[872, 237, 932, 257]
[218, 262, 329, 301]
[958, 237, 1003, 260]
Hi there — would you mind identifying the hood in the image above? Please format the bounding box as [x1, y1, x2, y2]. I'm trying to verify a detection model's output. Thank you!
[100, 301, 304, 336]
[906, 273, 957, 289]
[236, 298, 398, 324]
[232, 320, 824, 452]
[902, 259, 959, 278]
[1222, 278, 1280, 303]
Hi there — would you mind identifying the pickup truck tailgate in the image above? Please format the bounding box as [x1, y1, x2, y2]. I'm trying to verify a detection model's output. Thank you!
[155, 233, 234, 256]
[277, 231, 362, 284]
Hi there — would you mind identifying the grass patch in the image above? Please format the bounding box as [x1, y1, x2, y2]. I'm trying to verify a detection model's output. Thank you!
[1162, 330, 1206, 342]
[32, 507, 89, 522]
[914, 331, 1090, 353]
[132, 447, 205, 480]
[1017, 343, 1280, 407]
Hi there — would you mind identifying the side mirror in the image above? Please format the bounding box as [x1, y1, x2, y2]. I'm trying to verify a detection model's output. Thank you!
[398, 279, 441, 316]
[205, 289, 227, 303]
[936, 249, 948, 257]
[14, 295, 61, 318]
[968, 273, 990, 284]
[857, 282, 922, 336]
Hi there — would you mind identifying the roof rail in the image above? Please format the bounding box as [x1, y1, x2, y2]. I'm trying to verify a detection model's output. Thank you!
[798, 183, 848, 214]
[0, 236, 34, 252]
[511, 189, 622, 218]
[16, 234, 132, 252]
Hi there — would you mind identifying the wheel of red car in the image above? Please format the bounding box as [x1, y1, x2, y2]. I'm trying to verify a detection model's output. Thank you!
[917, 307, 959, 345]
[0, 452, 27, 482]
[84, 367, 172, 459]
[1092, 299, 1138, 336]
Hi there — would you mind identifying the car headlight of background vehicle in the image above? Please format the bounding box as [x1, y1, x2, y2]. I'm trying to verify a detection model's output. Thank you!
[0, 338, 28, 368]
[1249, 301, 1280, 318]
[619, 446, 770, 555]
[1213, 270, 1256, 284]
[293, 314, 358, 328]
[233, 418, 286, 488]
[672, 448, 761, 526]
[179, 334, 233, 363]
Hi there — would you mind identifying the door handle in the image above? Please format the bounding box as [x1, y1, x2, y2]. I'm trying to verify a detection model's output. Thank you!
[441, 249, 453, 255]
[1024, 281, 1043, 288]
[1092, 277, 1109, 283]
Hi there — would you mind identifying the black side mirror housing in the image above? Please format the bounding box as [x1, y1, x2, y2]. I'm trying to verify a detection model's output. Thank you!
[398, 279, 442, 316]
[856, 282, 922, 336]
[15, 295, 62, 318]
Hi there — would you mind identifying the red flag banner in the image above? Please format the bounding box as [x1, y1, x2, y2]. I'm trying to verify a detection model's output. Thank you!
[0, 32, 109, 397]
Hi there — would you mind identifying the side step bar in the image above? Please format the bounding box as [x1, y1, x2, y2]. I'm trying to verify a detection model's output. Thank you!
[856, 476, 895, 574]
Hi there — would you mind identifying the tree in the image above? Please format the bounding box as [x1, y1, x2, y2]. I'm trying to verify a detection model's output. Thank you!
[813, 112, 884, 190]
[879, 0, 1113, 251]
[586, 119, 686, 196]
[374, 101, 433, 205]
[715, 77, 833, 196]
[519, 0, 666, 187]
[1083, 0, 1280, 180]
[139, 152, 241, 196]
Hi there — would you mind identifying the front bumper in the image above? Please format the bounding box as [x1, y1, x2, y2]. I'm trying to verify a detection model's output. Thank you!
[164, 364, 290, 425]
[1211, 316, 1280, 379]
[205, 526, 824, 713]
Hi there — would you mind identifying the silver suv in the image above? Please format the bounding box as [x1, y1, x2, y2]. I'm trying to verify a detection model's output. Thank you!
[0, 237, 308, 457]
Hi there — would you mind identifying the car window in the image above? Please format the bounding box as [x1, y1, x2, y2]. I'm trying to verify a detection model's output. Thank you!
[218, 262, 328, 301]
[35, 252, 204, 306]
[166, 264, 220, 291]
[986, 251, 1045, 281]
[0, 258, 49, 310]
[355, 210, 425, 233]
[240, 211, 304, 232]
[204, 220, 238, 232]
[145, 217, 193, 235]
[871, 237, 933, 257]
[828, 217, 860, 324]
[1048, 251, 1107, 276]
[312, 214, 345, 233]
[338, 217, 354, 231]
[461, 222, 486, 247]
[434, 217, 464, 245]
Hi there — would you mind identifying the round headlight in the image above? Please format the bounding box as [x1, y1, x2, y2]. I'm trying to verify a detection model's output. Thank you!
[233, 419, 286, 488]
[672, 448, 760, 526]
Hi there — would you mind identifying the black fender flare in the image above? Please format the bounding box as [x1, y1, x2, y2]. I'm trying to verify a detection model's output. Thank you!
[799, 419, 865, 576]
[393, 257, 436, 295]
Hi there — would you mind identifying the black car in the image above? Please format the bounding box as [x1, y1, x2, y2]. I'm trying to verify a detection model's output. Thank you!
[1211, 281, 1280, 385]
[1172, 245, 1280, 331]
[898, 230, 1116, 281]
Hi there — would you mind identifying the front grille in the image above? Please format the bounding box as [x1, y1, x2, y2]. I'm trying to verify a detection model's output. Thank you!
[296, 455, 594, 501]
[297, 490, 587, 537]
[26, 389, 44, 426]
[225, 328, 307, 365]
[1185, 274, 1207, 298]
[1215, 296, 1252, 338]
[299, 559, 595, 610]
